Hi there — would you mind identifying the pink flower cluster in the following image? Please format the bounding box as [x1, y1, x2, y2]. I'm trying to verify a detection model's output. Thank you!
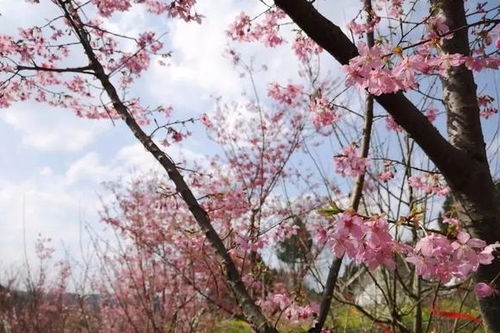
[343, 43, 406, 95]
[408, 174, 449, 196]
[343, 31, 500, 95]
[292, 34, 322, 62]
[378, 170, 394, 182]
[309, 96, 340, 132]
[407, 231, 498, 283]
[227, 10, 286, 47]
[318, 212, 397, 270]
[426, 14, 451, 42]
[347, 16, 381, 36]
[478, 95, 498, 119]
[378, 161, 395, 182]
[234, 233, 266, 252]
[267, 82, 304, 107]
[334, 145, 369, 177]
[258, 290, 319, 325]
[374, 0, 404, 18]
[317, 211, 499, 287]
[273, 221, 300, 242]
[0, 4, 181, 123]
[91, 0, 201, 22]
[92, 0, 131, 16]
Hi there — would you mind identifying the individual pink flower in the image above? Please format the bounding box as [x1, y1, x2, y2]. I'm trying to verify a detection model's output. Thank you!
[474, 282, 496, 298]
[378, 170, 394, 182]
[200, 113, 212, 129]
[426, 14, 451, 41]
[425, 107, 437, 122]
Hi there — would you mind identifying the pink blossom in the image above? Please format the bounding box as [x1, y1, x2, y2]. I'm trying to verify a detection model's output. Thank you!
[228, 10, 285, 47]
[474, 283, 496, 298]
[309, 96, 339, 131]
[92, 0, 131, 17]
[227, 13, 252, 42]
[320, 212, 397, 270]
[267, 83, 304, 106]
[426, 14, 451, 41]
[408, 174, 449, 196]
[408, 231, 498, 282]
[118, 50, 150, 75]
[292, 34, 322, 62]
[378, 170, 394, 182]
[386, 116, 403, 132]
[425, 107, 437, 122]
[0, 35, 15, 55]
[334, 145, 369, 177]
[200, 113, 212, 128]
[347, 16, 380, 35]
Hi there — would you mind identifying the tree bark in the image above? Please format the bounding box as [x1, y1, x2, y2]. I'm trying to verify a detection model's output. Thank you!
[431, 1, 500, 332]
[273, 0, 500, 331]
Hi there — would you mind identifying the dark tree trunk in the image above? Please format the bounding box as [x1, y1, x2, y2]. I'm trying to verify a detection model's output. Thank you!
[273, 1, 500, 331]
[431, 1, 500, 332]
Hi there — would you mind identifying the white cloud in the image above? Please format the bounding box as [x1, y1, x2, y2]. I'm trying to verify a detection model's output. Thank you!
[145, 0, 308, 112]
[0, 138, 208, 269]
[1, 103, 109, 152]
[0, 0, 371, 275]
[65, 152, 110, 185]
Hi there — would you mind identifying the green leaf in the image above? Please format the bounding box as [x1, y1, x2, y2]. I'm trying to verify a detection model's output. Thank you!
[318, 202, 343, 217]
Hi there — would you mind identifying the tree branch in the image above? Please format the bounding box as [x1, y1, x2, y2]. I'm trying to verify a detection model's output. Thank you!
[16, 64, 93, 74]
[57, 1, 277, 332]
[273, 0, 473, 193]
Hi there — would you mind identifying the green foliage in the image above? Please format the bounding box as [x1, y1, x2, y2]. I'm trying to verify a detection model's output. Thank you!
[213, 320, 252, 333]
[317, 201, 343, 217]
[276, 216, 312, 265]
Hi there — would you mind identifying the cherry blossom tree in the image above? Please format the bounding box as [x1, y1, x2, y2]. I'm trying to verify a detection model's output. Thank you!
[227, 0, 499, 331]
[1, 0, 499, 332]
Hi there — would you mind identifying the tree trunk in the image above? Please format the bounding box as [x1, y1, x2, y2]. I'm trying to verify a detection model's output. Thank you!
[431, 1, 500, 332]
[273, 1, 500, 331]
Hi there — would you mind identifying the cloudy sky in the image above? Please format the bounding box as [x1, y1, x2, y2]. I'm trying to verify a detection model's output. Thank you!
[0, 0, 361, 272]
